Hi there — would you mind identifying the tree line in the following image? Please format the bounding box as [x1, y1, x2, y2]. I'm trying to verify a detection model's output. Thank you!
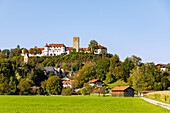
[0, 45, 169, 95]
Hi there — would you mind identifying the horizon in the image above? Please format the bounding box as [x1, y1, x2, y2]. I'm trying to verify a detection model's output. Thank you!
[0, 0, 170, 64]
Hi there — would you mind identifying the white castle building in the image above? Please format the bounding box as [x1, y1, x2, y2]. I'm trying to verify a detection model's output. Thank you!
[22, 37, 107, 58]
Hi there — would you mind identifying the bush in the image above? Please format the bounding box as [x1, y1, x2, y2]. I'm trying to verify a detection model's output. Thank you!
[62, 88, 72, 96]
[81, 88, 88, 95]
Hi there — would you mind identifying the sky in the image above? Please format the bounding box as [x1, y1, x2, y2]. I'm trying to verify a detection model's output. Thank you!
[0, 0, 170, 64]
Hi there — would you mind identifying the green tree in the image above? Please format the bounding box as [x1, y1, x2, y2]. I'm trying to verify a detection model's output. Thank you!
[73, 62, 96, 87]
[0, 74, 10, 95]
[37, 48, 42, 54]
[161, 76, 169, 90]
[17, 79, 34, 95]
[29, 48, 34, 54]
[84, 83, 94, 96]
[46, 76, 63, 95]
[41, 80, 47, 94]
[129, 66, 144, 95]
[95, 56, 110, 80]
[131, 55, 142, 66]
[122, 57, 134, 82]
[105, 72, 116, 84]
[88, 40, 99, 54]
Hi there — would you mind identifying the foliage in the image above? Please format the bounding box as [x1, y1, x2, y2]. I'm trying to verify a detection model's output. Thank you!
[17, 79, 34, 95]
[73, 62, 96, 88]
[84, 83, 94, 95]
[61, 87, 72, 96]
[46, 76, 63, 95]
[105, 72, 116, 84]
[88, 40, 99, 54]
[95, 56, 110, 80]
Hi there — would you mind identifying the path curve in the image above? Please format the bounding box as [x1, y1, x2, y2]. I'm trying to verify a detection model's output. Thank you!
[139, 97, 170, 110]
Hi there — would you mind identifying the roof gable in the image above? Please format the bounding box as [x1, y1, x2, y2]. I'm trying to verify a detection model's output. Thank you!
[88, 79, 104, 84]
[111, 86, 133, 91]
[48, 44, 66, 47]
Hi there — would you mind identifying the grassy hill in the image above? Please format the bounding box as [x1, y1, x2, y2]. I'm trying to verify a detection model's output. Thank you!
[0, 96, 168, 113]
[106, 79, 128, 89]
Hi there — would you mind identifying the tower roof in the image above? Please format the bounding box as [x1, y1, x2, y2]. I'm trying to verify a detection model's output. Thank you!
[45, 43, 48, 47]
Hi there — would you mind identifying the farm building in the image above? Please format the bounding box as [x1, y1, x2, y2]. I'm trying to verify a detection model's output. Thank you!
[88, 79, 104, 87]
[140, 90, 158, 96]
[111, 86, 134, 97]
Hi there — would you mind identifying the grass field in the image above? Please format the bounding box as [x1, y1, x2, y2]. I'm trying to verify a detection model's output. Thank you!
[0, 96, 169, 113]
[146, 91, 170, 103]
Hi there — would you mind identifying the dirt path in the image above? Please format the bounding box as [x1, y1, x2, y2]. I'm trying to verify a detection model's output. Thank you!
[139, 97, 170, 110]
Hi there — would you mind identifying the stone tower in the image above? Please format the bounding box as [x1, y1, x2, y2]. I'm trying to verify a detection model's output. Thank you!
[73, 37, 79, 52]
[24, 53, 29, 64]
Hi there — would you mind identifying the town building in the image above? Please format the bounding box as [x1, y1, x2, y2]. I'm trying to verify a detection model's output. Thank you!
[111, 86, 134, 97]
[156, 64, 168, 71]
[88, 79, 104, 87]
[94, 45, 107, 55]
[21, 37, 107, 57]
[62, 81, 73, 88]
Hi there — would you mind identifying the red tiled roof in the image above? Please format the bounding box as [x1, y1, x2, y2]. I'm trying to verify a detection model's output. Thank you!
[48, 44, 66, 47]
[29, 48, 44, 51]
[80, 48, 88, 51]
[88, 79, 104, 83]
[98, 45, 107, 49]
[111, 86, 131, 91]
[62, 81, 73, 85]
[67, 47, 73, 50]
[156, 64, 166, 68]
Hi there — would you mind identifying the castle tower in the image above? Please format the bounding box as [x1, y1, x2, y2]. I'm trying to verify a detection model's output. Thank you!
[24, 53, 29, 64]
[73, 37, 79, 52]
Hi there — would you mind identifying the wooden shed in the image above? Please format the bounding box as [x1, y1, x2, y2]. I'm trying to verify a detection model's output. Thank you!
[111, 86, 134, 97]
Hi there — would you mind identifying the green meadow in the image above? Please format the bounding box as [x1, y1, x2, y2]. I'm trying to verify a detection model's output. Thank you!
[0, 96, 169, 113]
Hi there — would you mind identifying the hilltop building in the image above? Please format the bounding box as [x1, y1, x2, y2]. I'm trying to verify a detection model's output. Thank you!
[156, 64, 168, 71]
[21, 37, 107, 57]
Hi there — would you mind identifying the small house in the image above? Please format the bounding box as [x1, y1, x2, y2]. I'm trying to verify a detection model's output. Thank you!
[111, 86, 134, 97]
[62, 81, 73, 88]
[88, 79, 104, 87]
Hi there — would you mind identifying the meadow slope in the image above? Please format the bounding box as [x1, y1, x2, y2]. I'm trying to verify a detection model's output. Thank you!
[0, 96, 169, 113]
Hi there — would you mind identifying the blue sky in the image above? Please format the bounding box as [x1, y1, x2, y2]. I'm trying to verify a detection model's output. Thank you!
[0, 0, 170, 63]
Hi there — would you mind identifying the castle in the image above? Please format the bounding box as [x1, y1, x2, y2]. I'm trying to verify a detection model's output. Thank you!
[22, 37, 107, 57]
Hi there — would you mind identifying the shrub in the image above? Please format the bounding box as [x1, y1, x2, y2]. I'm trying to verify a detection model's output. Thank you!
[62, 88, 72, 96]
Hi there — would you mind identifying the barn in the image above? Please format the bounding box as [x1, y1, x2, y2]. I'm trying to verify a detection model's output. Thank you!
[111, 86, 134, 97]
